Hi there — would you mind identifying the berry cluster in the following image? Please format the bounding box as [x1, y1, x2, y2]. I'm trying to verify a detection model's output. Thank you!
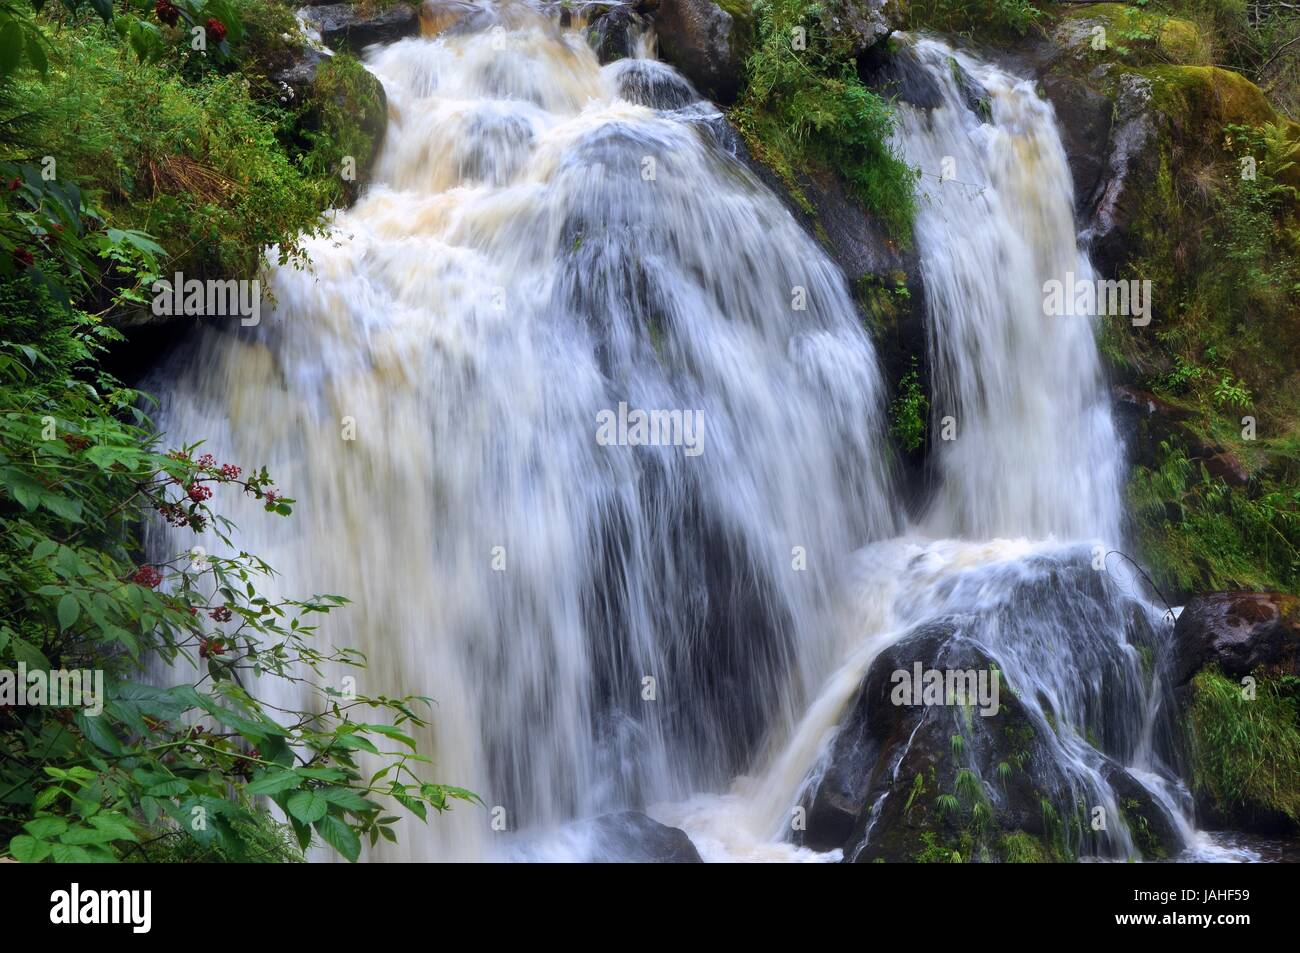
[155, 0, 179, 25]
[132, 565, 163, 589]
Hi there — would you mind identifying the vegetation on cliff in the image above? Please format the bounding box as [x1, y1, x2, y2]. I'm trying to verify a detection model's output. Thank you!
[0, 0, 471, 863]
[731, 0, 918, 239]
[1052, 3, 1300, 596]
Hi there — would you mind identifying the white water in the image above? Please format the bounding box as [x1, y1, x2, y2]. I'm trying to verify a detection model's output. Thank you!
[150, 6, 1201, 861]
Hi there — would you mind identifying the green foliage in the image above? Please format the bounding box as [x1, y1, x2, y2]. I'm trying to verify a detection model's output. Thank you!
[889, 359, 929, 453]
[0, 300, 477, 862]
[6, 23, 333, 282]
[1188, 667, 1300, 824]
[733, 0, 918, 239]
[1130, 441, 1300, 593]
[906, 0, 1042, 39]
[0, 2, 469, 864]
[998, 830, 1045, 862]
[1118, 116, 1300, 595]
[299, 53, 387, 205]
[1119, 797, 1167, 859]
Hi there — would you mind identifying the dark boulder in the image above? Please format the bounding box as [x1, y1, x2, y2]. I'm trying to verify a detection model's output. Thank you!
[1040, 71, 1111, 214]
[272, 46, 328, 107]
[586, 811, 704, 862]
[589, 6, 642, 64]
[1171, 591, 1300, 688]
[1078, 71, 1160, 276]
[651, 0, 747, 103]
[608, 57, 701, 109]
[300, 2, 420, 53]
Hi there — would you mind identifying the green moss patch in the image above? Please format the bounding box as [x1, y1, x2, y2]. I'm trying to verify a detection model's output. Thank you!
[1188, 667, 1300, 830]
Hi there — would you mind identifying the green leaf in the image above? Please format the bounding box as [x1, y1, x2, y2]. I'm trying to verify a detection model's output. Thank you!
[360, 723, 417, 751]
[88, 813, 138, 843]
[57, 593, 79, 631]
[22, 816, 67, 840]
[76, 711, 123, 755]
[8, 835, 52, 863]
[50, 842, 94, 863]
[60, 825, 118, 846]
[321, 787, 377, 813]
[0, 22, 22, 78]
[313, 813, 360, 862]
[287, 789, 328, 824]
[245, 769, 301, 796]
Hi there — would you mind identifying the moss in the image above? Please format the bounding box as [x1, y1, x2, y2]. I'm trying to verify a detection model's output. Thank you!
[731, 0, 918, 241]
[1120, 797, 1170, 859]
[907, 0, 1041, 39]
[1187, 667, 1300, 829]
[998, 830, 1047, 862]
[1140, 65, 1275, 130]
[300, 53, 388, 203]
[1055, 4, 1211, 66]
[1095, 58, 1300, 595]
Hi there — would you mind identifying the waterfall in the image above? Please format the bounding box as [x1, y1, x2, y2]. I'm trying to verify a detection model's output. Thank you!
[899, 39, 1124, 544]
[149, 5, 1214, 861]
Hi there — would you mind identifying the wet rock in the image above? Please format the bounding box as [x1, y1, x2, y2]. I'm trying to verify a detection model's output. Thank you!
[1171, 592, 1300, 687]
[823, 0, 898, 56]
[608, 57, 701, 109]
[860, 41, 944, 109]
[799, 621, 1080, 862]
[589, 6, 642, 64]
[1040, 72, 1111, 215]
[1079, 71, 1158, 275]
[1101, 761, 1183, 860]
[1202, 451, 1250, 487]
[651, 0, 747, 103]
[420, 0, 492, 37]
[587, 811, 704, 862]
[272, 46, 327, 107]
[300, 2, 420, 52]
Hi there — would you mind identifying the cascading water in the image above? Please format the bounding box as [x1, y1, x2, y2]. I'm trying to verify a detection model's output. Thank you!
[149, 5, 1229, 860]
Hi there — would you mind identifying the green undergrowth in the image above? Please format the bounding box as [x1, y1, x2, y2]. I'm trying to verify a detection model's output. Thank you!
[1105, 105, 1300, 594]
[906, 0, 1042, 39]
[732, 0, 918, 241]
[4, 3, 382, 289]
[1188, 667, 1300, 826]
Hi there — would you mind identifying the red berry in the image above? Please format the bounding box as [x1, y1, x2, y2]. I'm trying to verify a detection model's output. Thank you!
[132, 565, 162, 589]
[13, 247, 34, 268]
[155, 0, 179, 26]
[209, 606, 233, 623]
[187, 483, 213, 502]
[205, 17, 226, 42]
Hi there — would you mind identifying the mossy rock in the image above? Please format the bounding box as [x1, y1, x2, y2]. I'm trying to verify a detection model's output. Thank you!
[1139, 64, 1275, 134]
[1052, 3, 1211, 67]
[1185, 667, 1300, 834]
[299, 53, 389, 202]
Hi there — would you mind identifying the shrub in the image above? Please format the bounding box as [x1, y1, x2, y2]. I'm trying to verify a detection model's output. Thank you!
[733, 0, 918, 240]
